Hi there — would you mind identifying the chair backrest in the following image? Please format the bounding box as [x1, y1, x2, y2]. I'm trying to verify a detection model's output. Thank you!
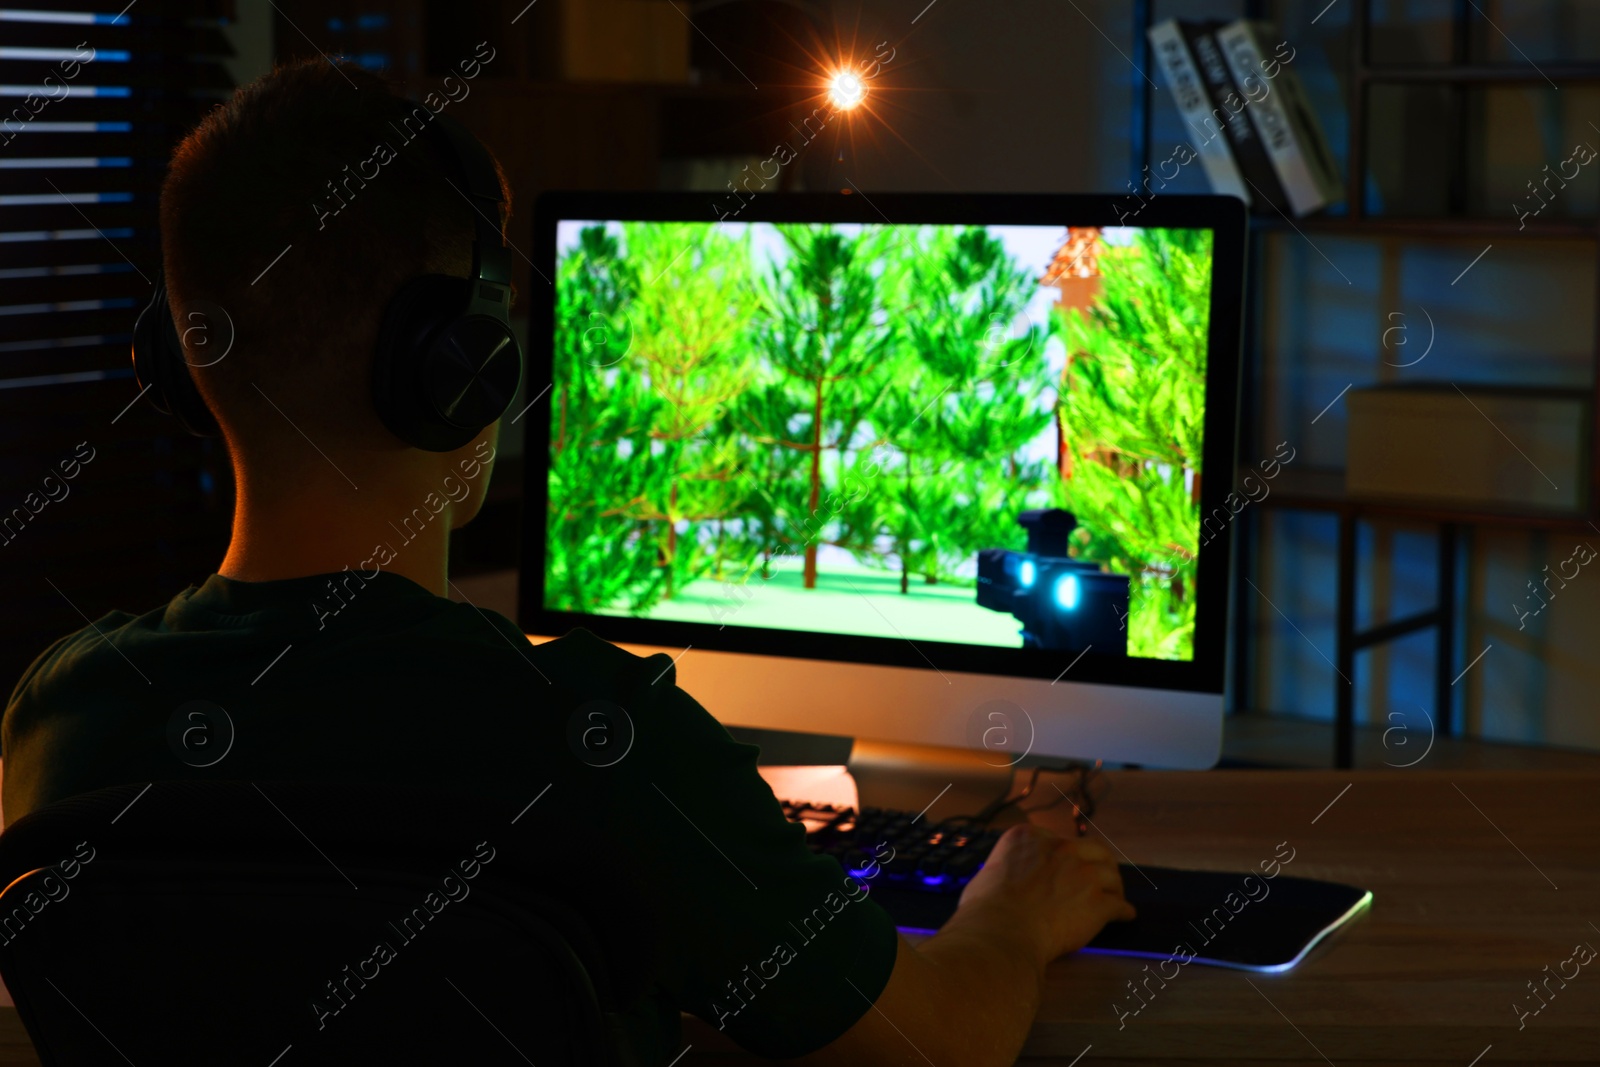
[0, 780, 647, 1066]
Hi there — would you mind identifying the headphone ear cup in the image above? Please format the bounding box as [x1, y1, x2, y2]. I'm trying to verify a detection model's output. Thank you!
[131, 279, 221, 438]
[426, 310, 522, 428]
[373, 275, 523, 453]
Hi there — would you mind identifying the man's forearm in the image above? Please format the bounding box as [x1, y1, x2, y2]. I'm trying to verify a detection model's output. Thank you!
[797, 899, 1056, 1067]
[912, 904, 1047, 1066]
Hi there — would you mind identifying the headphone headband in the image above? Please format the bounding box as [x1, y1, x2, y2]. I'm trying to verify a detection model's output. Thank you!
[422, 112, 512, 289]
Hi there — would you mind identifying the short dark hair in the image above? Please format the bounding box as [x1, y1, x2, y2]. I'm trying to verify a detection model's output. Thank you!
[159, 58, 511, 453]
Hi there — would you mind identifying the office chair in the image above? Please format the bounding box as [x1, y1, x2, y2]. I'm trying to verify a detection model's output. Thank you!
[0, 780, 650, 1066]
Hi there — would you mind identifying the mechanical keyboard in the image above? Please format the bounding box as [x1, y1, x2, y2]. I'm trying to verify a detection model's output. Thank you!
[779, 798, 1002, 894]
[781, 797, 1374, 969]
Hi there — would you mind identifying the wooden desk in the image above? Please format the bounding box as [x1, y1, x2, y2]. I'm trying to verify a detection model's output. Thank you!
[0, 770, 1594, 1066]
[1010, 769, 1600, 1065]
[0, 1016, 33, 1067]
[691, 768, 1600, 1065]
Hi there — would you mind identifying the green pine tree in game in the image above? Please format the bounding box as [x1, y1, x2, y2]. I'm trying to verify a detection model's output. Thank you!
[546, 225, 669, 613]
[746, 224, 902, 589]
[615, 223, 759, 599]
[721, 377, 814, 581]
[1055, 227, 1213, 659]
[884, 227, 1056, 590]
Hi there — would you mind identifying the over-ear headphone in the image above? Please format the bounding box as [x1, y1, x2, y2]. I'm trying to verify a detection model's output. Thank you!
[132, 112, 524, 453]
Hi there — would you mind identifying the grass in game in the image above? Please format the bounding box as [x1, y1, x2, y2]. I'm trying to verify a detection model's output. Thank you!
[594, 560, 1023, 647]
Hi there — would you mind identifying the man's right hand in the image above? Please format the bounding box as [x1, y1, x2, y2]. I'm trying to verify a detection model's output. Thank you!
[800, 821, 1137, 1067]
[950, 822, 1136, 969]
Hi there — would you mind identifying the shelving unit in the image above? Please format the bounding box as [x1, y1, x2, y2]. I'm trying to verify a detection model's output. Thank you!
[1134, 0, 1600, 766]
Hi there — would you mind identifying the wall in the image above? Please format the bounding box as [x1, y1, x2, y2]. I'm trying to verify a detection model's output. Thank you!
[827, 0, 1133, 194]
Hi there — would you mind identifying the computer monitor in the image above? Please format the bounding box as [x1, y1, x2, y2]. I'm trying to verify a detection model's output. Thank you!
[520, 192, 1245, 773]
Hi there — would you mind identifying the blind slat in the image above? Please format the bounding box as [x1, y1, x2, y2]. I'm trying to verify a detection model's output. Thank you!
[0, 239, 157, 270]
[3, 306, 142, 341]
[0, 57, 235, 89]
[0, 271, 149, 306]
[0, 0, 233, 17]
[1, 133, 194, 158]
[1, 97, 221, 124]
[0, 202, 152, 232]
[0, 169, 154, 196]
[0, 345, 136, 381]
[2, 22, 234, 54]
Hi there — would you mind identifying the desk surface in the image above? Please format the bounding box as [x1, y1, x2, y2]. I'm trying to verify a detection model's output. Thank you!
[699, 767, 1600, 1066]
[0, 769, 1595, 1066]
[1005, 768, 1600, 1065]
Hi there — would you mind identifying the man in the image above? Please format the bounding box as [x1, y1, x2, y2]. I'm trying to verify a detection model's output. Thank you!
[2, 60, 1132, 1064]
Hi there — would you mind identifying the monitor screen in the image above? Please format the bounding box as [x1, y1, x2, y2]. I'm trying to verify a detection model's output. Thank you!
[525, 194, 1243, 695]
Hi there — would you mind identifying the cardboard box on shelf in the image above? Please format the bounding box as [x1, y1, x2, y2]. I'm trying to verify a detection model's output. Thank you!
[1345, 384, 1590, 514]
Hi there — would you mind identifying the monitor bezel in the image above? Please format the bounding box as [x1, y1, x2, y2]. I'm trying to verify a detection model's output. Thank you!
[520, 191, 1245, 696]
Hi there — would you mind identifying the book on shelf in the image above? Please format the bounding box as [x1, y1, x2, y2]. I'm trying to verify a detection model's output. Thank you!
[1214, 19, 1343, 216]
[1178, 20, 1291, 215]
[1145, 18, 1249, 205]
[1147, 18, 1343, 217]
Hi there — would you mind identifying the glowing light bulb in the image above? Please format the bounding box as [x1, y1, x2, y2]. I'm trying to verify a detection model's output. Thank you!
[828, 70, 866, 110]
[1018, 560, 1036, 589]
[1053, 574, 1080, 611]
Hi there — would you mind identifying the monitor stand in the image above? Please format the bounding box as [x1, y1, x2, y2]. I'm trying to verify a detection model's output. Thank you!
[846, 739, 1015, 824]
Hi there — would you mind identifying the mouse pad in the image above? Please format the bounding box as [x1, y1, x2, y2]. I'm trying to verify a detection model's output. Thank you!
[875, 864, 1371, 972]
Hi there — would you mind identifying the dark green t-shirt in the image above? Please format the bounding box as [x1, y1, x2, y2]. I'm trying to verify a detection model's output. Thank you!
[2, 571, 898, 1060]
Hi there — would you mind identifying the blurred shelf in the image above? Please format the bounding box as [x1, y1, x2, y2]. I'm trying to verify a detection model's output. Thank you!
[1253, 465, 1600, 530]
[1357, 63, 1600, 84]
[1247, 214, 1600, 238]
[1219, 712, 1600, 770]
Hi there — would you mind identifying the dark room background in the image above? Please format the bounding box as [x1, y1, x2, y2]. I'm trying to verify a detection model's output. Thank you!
[3, 0, 1598, 760]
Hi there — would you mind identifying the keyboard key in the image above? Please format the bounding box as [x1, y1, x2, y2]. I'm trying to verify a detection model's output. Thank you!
[781, 799, 1000, 896]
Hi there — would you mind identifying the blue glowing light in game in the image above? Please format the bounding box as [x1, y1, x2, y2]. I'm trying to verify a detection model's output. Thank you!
[1053, 574, 1080, 611]
[1018, 560, 1036, 588]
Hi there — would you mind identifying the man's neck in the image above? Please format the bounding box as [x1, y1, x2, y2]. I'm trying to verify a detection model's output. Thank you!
[219, 465, 456, 598]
